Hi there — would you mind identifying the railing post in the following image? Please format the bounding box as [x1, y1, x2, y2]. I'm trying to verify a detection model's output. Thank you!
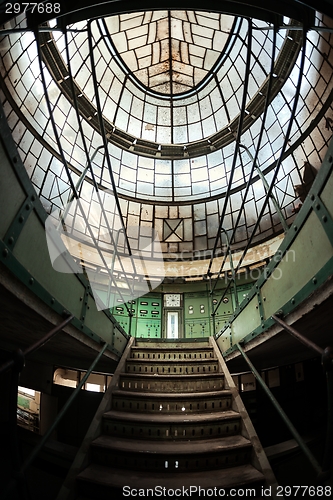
[19, 342, 109, 477]
[208, 273, 216, 336]
[57, 145, 104, 231]
[236, 342, 323, 478]
[221, 228, 239, 308]
[128, 311, 133, 337]
[272, 313, 333, 480]
[208, 228, 239, 325]
[272, 314, 324, 355]
[1, 315, 75, 500]
[211, 312, 216, 336]
[239, 144, 289, 233]
[0, 315, 74, 376]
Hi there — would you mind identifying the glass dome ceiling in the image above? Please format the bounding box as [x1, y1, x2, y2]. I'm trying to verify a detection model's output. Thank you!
[0, 6, 333, 270]
[103, 11, 235, 95]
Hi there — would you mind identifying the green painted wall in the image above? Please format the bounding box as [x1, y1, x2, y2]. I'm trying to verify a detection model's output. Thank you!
[111, 282, 253, 339]
[0, 101, 129, 358]
[216, 138, 333, 355]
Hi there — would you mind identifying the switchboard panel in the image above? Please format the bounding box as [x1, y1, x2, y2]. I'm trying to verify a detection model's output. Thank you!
[184, 292, 211, 338]
[184, 292, 211, 319]
[184, 319, 211, 338]
[136, 318, 161, 339]
[112, 315, 138, 336]
[137, 296, 162, 318]
[211, 315, 232, 335]
[184, 289, 235, 338]
[112, 294, 162, 337]
[111, 299, 137, 316]
[110, 284, 253, 338]
[136, 294, 162, 338]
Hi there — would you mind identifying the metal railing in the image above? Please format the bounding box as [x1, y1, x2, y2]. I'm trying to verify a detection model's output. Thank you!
[209, 228, 239, 335]
[236, 313, 333, 483]
[272, 313, 333, 478]
[0, 314, 112, 500]
[239, 144, 289, 233]
[0, 314, 74, 376]
[36, 27, 138, 316]
[208, 25, 308, 341]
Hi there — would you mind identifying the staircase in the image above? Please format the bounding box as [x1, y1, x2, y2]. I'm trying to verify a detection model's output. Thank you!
[63, 337, 277, 499]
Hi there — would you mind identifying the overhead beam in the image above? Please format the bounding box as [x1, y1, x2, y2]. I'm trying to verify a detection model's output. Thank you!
[1, 0, 316, 28]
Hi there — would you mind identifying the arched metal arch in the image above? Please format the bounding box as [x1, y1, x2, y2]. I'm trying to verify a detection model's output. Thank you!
[0, 0, 320, 27]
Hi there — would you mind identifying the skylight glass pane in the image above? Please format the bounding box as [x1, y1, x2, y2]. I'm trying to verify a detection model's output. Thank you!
[1, 9, 333, 262]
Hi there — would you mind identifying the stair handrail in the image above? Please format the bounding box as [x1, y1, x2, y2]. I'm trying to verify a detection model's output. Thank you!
[239, 144, 289, 233]
[209, 227, 239, 335]
[2, 321, 109, 500]
[20, 342, 109, 476]
[1, 314, 72, 500]
[55, 336, 135, 500]
[35, 23, 137, 315]
[56, 147, 136, 309]
[0, 314, 74, 376]
[236, 335, 332, 483]
[272, 313, 325, 355]
[272, 313, 333, 479]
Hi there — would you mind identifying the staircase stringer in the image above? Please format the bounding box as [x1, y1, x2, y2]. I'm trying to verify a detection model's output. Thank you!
[210, 336, 279, 498]
[55, 336, 135, 500]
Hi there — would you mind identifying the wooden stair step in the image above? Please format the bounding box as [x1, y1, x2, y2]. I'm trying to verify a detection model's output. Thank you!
[91, 435, 253, 472]
[119, 372, 225, 392]
[126, 358, 217, 365]
[112, 389, 231, 399]
[111, 390, 232, 413]
[135, 340, 210, 348]
[103, 409, 240, 424]
[76, 463, 265, 498]
[72, 338, 276, 498]
[91, 434, 251, 455]
[125, 359, 219, 375]
[130, 346, 215, 357]
[131, 345, 214, 350]
[131, 344, 213, 351]
[102, 410, 242, 440]
[120, 372, 224, 380]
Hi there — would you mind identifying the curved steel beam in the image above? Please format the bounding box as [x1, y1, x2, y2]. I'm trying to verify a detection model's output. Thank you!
[17, 0, 318, 28]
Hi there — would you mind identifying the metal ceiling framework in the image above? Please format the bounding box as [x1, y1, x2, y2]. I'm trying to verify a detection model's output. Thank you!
[0, 1, 333, 286]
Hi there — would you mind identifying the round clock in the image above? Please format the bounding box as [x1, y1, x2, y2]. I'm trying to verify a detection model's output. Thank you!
[164, 293, 181, 307]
